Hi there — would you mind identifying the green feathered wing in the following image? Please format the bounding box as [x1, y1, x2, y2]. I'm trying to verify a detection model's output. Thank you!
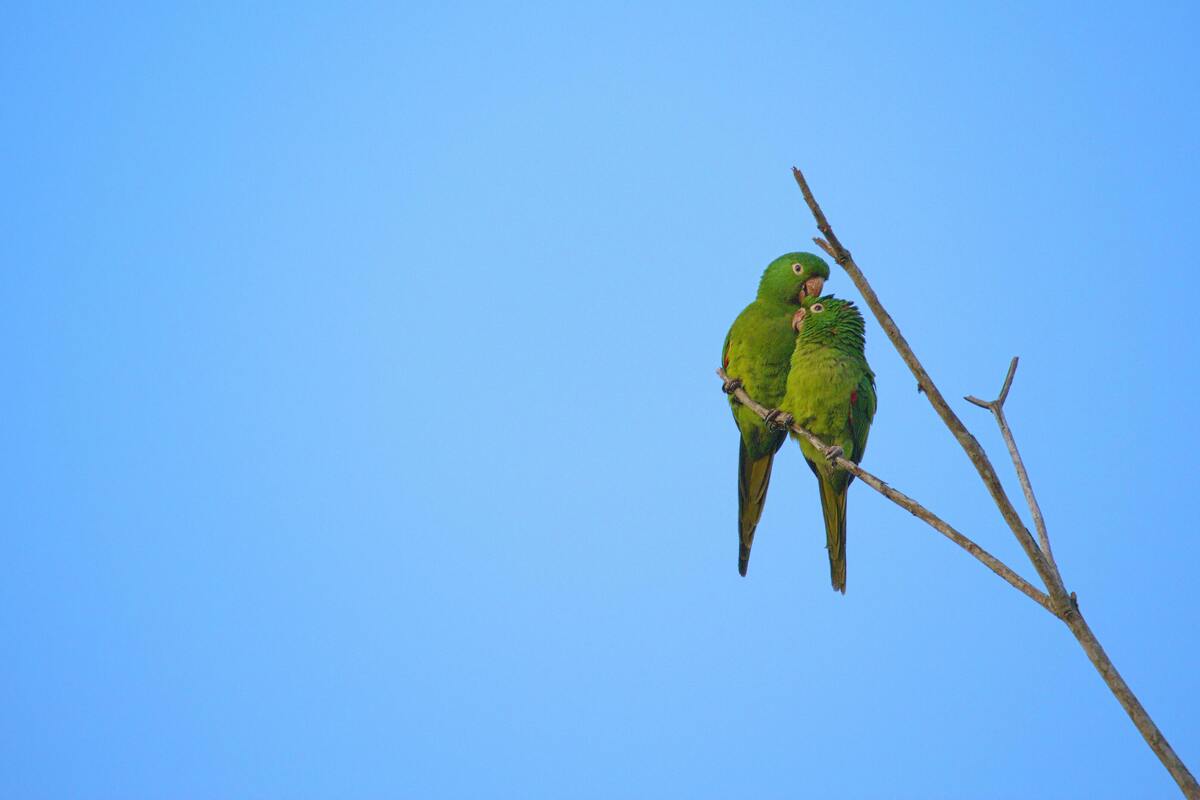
[723, 311, 793, 576]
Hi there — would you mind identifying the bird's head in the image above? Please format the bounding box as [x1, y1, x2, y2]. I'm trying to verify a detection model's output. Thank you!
[756, 252, 830, 306]
[792, 294, 866, 347]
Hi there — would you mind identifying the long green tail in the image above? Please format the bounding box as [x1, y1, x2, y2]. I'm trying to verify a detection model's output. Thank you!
[815, 472, 848, 593]
[737, 441, 775, 576]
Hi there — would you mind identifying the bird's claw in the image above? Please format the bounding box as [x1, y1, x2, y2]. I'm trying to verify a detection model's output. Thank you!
[722, 377, 743, 395]
[764, 409, 793, 431]
[823, 445, 845, 462]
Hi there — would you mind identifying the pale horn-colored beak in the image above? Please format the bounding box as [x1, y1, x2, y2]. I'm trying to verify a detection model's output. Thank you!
[792, 307, 807, 332]
[802, 276, 825, 299]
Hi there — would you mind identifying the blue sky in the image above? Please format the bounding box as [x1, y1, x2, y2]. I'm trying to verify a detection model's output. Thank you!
[3, 2, 1199, 797]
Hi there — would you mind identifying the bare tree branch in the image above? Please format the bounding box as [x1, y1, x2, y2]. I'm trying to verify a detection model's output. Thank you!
[716, 368, 1052, 613]
[787, 167, 1199, 799]
[963, 359, 1191, 797]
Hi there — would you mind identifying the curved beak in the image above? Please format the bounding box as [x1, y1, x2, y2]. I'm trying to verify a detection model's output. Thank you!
[800, 276, 825, 300]
[792, 308, 807, 332]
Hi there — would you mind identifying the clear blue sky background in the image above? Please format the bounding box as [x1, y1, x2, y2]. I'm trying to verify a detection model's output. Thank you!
[3, 2, 1199, 798]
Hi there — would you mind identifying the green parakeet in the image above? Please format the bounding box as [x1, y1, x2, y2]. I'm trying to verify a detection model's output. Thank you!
[780, 294, 876, 593]
[722, 252, 831, 576]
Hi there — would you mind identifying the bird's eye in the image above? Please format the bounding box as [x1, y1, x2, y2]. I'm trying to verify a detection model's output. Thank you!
[791, 262, 803, 274]
[811, 303, 825, 313]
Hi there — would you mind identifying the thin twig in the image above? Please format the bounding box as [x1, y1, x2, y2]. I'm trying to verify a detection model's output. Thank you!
[717, 367, 1052, 612]
[964, 357, 1061, 581]
[790, 167, 1200, 799]
[964, 356, 1018, 409]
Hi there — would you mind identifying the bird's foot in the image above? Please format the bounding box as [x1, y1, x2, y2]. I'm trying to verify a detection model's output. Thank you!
[823, 445, 845, 463]
[763, 409, 794, 432]
[722, 377, 743, 395]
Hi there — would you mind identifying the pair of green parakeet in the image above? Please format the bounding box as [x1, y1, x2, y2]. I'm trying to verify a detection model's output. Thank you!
[721, 252, 876, 592]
